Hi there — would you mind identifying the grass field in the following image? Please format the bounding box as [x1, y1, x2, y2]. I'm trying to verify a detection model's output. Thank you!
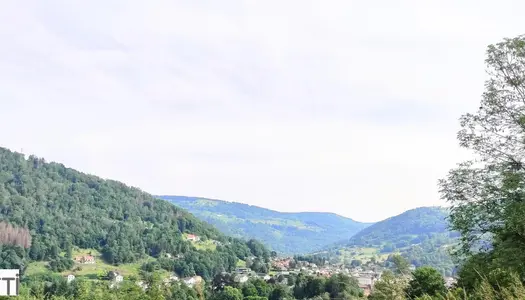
[25, 247, 168, 280]
[193, 240, 217, 251]
[181, 233, 219, 252]
[25, 261, 48, 276]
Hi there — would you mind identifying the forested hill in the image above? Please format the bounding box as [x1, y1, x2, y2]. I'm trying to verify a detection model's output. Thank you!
[158, 195, 372, 254]
[316, 207, 459, 276]
[0, 147, 270, 280]
[341, 206, 453, 248]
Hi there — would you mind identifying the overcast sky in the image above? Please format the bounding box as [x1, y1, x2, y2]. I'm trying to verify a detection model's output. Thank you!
[0, 1, 523, 222]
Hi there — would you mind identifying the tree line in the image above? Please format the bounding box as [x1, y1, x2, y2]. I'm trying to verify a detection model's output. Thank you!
[0, 271, 365, 300]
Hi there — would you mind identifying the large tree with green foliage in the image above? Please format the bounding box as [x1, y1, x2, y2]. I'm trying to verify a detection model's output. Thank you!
[211, 286, 243, 300]
[368, 270, 407, 300]
[405, 266, 447, 299]
[391, 254, 411, 276]
[439, 34, 525, 289]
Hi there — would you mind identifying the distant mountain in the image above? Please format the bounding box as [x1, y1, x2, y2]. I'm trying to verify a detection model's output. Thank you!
[318, 206, 459, 276]
[158, 195, 372, 254]
[340, 206, 453, 249]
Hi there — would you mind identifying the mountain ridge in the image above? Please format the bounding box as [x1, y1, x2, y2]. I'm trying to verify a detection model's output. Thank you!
[158, 195, 366, 222]
[314, 206, 458, 276]
[158, 195, 373, 254]
[342, 206, 451, 248]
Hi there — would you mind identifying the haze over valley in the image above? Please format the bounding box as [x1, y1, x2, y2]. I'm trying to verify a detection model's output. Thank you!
[159, 195, 373, 254]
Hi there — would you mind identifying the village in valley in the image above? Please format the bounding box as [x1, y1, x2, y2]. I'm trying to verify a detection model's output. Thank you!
[58, 233, 456, 297]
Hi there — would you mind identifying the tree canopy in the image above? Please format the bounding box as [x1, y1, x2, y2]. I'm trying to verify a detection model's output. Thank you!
[439, 34, 525, 295]
[0, 147, 268, 281]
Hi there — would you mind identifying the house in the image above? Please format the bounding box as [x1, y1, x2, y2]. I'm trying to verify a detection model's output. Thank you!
[136, 281, 148, 291]
[358, 276, 373, 286]
[162, 274, 179, 285]
[75, 255, 95, 264]
[65, 274, 75, 283]
[234, 274, 249, 284]
[108, 271, 123, 283]
[183, 276, 203, 287]
[445, 277, 456, 288]
[186, 234, 200, 242]
[109, 273, 123, 290]
[169, 274, 179, 282]
[235, 268, 250, 274]
[210, 240, 222, 246]
[256, 273, 271, 281]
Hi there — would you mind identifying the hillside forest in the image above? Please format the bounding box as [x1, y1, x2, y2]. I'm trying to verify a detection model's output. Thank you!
[159, 195, 371, 254]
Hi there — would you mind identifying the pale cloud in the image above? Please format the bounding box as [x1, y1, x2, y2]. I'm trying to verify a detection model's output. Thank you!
[0, 0, 523, 222]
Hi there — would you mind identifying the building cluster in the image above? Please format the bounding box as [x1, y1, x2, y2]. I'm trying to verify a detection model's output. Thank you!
[268, 257, 383, 296]
[65, 245, 455, 297]
[233, 267, 272, 283]
[136, 274, 203, 290]
[271, 257, 293, 270]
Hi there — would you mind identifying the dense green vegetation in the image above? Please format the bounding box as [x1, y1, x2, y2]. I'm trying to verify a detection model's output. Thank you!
[1, 271, 366, 300]
[0, 147, 269, 282]
[159, 196, 371, 254]
[366, 34, 525, 300]
[336, 207, 454, 249]
[0, 147, 369, 299]
[437, 34, 525, 297]
[401, 237, 456, 277]
[317, 207, 458, 276]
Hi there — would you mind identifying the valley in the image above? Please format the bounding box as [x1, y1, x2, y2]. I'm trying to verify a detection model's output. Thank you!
[0, 2, 523, 296]
[0, 147, 377, 299]
[0, 146, 458, 299]
[161, 198, 459, 277]
[158, 195, 372, 254]
[318, 207, 459, 276]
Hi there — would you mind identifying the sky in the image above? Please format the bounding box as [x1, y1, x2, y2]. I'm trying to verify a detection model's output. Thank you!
[0, 0, 523, 222]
